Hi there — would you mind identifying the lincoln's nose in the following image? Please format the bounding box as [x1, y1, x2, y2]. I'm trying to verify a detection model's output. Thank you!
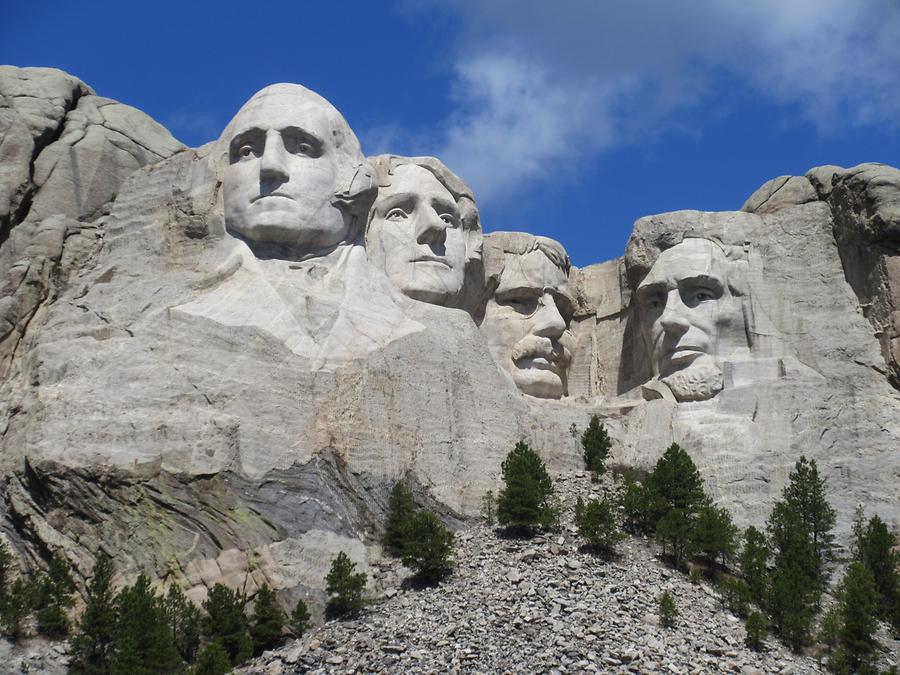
[658, 289, 690, 335]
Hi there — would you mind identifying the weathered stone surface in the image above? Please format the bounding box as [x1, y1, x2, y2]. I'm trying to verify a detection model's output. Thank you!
[741, 174, 817, 214]
[0, 70, 898, 630]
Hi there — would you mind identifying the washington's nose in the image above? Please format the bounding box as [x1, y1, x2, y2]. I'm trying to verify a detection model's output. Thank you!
[531, 292, 566, 338]
[259, 130, 290, 185]
[415, 208, 448, 251]
[659, 289, 690, 334]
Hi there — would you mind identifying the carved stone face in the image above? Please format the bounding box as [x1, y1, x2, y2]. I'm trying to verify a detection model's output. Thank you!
[635, 238, 747, 399]
[222, 86, 349, 254]
[367, 164, 468, 305]
[482, 249, 573, 399]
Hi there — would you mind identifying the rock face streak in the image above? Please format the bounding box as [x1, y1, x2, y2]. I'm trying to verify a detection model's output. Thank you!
[0, 66, 897, 608]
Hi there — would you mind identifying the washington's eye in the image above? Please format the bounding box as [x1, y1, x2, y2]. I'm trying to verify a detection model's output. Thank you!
[386, 208, 408, 221]
[440, 213, 459, 227]
[239, 145, 255, 159]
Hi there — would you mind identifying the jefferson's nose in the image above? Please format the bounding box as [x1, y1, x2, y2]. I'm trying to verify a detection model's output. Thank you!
[415, 208, 448, 250]
[531, 292, 566, 339]
[259, 130, 290, 184]
[659, 289, 690, 334]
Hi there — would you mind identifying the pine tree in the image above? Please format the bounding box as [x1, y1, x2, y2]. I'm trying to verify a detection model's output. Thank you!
[164, 583, 201, 663]
[692, 504, 738, 568]
[744, 611, 767, 651]
[191, 639, 232, 675]
[112, 574, 182, 675]
[289, 598, 311, 636]
[834, 562, 880, 673]
[400, 511, 455, 583]
[496, 441, 556, 534]
[0, 541, 12, 605]
[853, 512, 900, 630]
[581, 415, 612, 476]
[621, 476, 654, 534]
[324, 552, 367, 619]
[574, 495, 623, 555]
[778, 456, 836, 586]
[250, 584, 285, 656]
[656, 508, 694, 569]
[0, 577, 29, 640]
[480, 491, 495, 526]
[69, 553, 117, 674]
[739, 526, 770, 604]
[382, 481, 416, 556]
[765, 534, 817, 650]
[202, 583, 252, 665]
[646, 443, 708, 518]
[765, 456, 836, 649]
[34, 552, 75, 638]
[658, 591, 678, 628]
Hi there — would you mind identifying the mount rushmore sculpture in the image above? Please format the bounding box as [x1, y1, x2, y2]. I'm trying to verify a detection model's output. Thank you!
[0, 66, 898, 604]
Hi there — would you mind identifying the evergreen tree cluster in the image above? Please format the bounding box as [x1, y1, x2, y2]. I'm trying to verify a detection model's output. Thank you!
[0, 545, 313, 674]
[496, 441, 557, 534]
[621, 443, 737, 570]
[381, 480, 455, 583]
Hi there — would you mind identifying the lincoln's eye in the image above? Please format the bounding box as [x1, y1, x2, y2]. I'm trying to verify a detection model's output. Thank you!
[386, 208, 408, 221]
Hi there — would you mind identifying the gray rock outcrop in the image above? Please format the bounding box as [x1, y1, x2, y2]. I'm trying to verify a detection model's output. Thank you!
[0, 67, 897, 622]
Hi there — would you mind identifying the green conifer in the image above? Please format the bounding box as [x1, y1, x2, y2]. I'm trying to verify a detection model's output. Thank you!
[739, 526, 770, 604]
[289, 598, 311, 636]
[853, 512, 900, 630]
[202, 583, 252, 665]
[324, 552, 367, 619]
[191, 640, 232, 675]
[581, 415, 612, 476]
[692, 504, 738, 568]
[496, 441, 556, 534]
[744, 611, 767, 651]
[382, 481, 416, 556]
[165, 583, 201, 663]
[112, 574, 182, 675]
[69, 553, 117, 674]
[250, 584, 285, 656]
[835, 562, 880, 673]
[400, 511, 455, 583]
[0, 577, 29, 640]
[34, 552, 75, 638]
[574, 495, 623, 555]
[658, 591, 678, 628]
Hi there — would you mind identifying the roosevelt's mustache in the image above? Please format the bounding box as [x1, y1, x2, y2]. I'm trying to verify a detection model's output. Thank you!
[511, 335, 571, 366]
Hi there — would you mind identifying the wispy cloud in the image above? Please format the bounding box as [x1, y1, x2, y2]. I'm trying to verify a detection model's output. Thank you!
[399, 0, 900, 206]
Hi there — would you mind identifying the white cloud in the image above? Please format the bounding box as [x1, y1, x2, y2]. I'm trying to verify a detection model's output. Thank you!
[401, 0, 900, 206]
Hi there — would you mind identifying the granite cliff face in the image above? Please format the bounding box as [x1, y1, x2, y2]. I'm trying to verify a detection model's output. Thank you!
[0, 66, 897, 610]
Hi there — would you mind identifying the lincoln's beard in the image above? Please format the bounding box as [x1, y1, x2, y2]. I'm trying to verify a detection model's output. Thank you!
[660, 357, 724, 402]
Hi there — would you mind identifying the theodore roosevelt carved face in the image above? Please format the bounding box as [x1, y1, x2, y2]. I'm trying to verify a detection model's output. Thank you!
[220, 84, 370, 258]
[367, 156, 482, 308]
[635, 237, 749, 401]
[481, 234, 574, 399]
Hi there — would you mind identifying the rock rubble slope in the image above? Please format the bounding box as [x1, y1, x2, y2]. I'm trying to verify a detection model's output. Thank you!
[239, 474, 835, 675]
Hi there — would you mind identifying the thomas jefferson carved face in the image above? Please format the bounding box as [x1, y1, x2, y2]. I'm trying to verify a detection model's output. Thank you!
[482, 243, 574, 399]
[367, 164, 469, 306]
[221, 85, 359, 256]
[635, 238, 748, 400]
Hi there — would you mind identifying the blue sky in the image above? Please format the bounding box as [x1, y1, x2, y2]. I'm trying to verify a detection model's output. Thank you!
[4, 0, 899, 266]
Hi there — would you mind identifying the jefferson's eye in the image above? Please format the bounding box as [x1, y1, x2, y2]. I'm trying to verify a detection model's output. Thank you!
[296, 142, 313, 155]
[502, 296, 538, 314]
[386, 208, 408, 221]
